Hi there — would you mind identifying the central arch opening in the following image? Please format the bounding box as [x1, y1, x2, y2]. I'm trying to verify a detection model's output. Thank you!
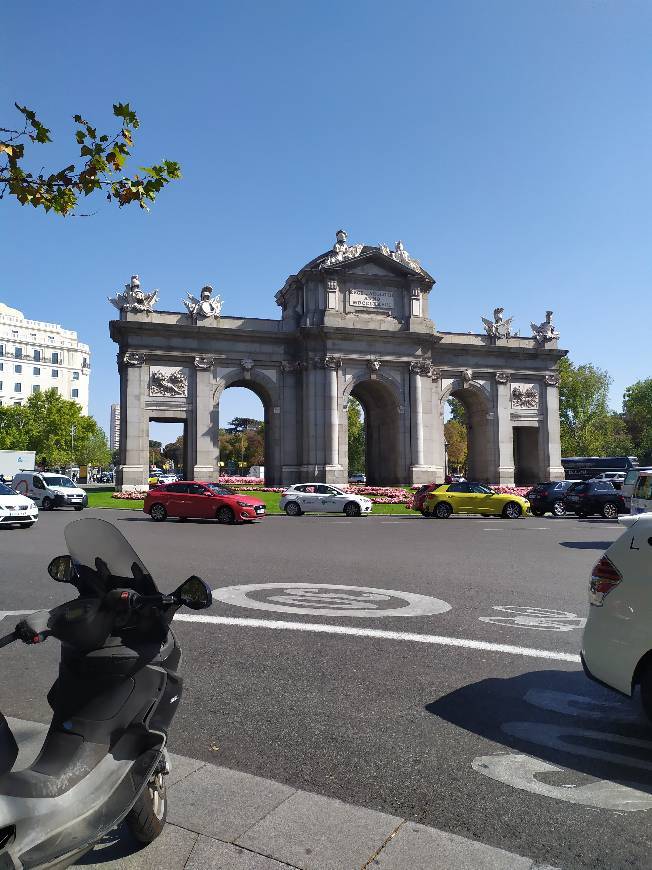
[444, 387, 492, 483]
[218, 384, 268, 481]
[349, 379, 401, 485]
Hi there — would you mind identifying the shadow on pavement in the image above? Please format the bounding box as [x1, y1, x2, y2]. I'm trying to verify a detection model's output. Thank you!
[426, 669, 652, 793]
[559, 541, 614, 550]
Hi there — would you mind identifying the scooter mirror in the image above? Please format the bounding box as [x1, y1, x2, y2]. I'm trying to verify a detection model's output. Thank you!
[175, 575, 212, 610]
[48, 555, 73, 583]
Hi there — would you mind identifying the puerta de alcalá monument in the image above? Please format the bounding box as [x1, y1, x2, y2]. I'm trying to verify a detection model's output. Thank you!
[110, 231, 566, 488]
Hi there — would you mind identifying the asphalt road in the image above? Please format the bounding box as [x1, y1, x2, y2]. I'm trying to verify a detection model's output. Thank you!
[1, 508, 650, 869]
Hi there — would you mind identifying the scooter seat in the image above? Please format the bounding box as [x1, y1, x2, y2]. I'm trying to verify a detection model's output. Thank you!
[0, 712, 18, 775]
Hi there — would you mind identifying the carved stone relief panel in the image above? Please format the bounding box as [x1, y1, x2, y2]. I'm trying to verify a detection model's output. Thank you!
[149, 366, 188, 398]
[511, 383, 539, 409]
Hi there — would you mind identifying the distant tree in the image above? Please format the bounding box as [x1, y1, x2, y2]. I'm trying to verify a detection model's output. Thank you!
[447, 397, 467, 425]
[149, 440, 163, 467]
[163, 435, 184, 469]
[558, 358, 616, 456]
[226, 417, 263, 433]
[1, 102, 180, 215]
[347, 398, 365, 474]
[444, 420, 467, 473]
[0, 389, 109, 466]
[623, 378, 652, 463]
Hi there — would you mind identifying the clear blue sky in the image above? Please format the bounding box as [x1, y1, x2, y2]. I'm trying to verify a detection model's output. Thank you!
[3, 0, 651, 443]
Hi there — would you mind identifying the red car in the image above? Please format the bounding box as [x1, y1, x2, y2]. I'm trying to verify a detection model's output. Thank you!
[410, 483, 443, 514]
[144, 481, 266, 524]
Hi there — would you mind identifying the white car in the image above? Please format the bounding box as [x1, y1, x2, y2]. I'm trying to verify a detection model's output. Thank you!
[582, 513, 652, 721]
[12, 472, 87, 511]
[0, 481, 38, 528]
[157, 474, 178, 484]
[279, 484, 372, 517]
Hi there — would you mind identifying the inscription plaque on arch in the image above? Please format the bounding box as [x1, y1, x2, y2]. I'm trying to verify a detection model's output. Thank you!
[348, 287, 394, 311]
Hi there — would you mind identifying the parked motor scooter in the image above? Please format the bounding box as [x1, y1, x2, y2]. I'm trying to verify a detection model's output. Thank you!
[0, 517, 212, 870]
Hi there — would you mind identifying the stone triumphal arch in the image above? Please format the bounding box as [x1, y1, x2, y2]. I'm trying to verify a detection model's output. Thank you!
[110, 231, 566, 488]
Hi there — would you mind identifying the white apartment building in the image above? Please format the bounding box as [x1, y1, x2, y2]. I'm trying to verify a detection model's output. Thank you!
[110, 403, 121, 451]
[0, 302, 90, 413]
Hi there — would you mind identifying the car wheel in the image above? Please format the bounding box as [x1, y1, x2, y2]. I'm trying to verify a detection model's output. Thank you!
[421, 508, 431, 517]
[150, 503, 168, 522]
[531, 508, 544, 517]
[602, 502, 619, 520]
[74, 505, 84, 512]
[284, 501, 302, 516]
[19, 522, 35, 528]
[217, 506, 235, 524]
[41, 497, 53, 511]
[502, 501, 522, 519]
[434, 502, 452, 519]
[344, 501, 361, 517]
[552, 500, 566, 517]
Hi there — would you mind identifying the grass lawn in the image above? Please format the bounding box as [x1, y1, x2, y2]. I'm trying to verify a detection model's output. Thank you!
[87, 489, 415, 516]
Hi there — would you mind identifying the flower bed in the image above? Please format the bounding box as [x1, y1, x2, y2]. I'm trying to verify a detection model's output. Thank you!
[112, 490, 145, 500]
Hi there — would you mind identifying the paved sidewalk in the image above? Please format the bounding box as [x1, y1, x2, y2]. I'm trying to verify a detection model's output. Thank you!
[9, 718, 558, 870]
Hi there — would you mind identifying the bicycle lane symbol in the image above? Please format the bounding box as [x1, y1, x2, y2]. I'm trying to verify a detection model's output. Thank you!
[473, 688, 652, 811]
[479, 606, 586, 632]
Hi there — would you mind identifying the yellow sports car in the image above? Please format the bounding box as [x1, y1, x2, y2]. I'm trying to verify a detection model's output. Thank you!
[422, 483, 530, 519]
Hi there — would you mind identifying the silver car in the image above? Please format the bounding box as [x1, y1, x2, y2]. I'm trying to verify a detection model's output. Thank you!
[279, 483, 372, 517]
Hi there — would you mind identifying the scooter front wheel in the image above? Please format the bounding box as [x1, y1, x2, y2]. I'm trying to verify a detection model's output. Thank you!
[126, 771, 167, 843]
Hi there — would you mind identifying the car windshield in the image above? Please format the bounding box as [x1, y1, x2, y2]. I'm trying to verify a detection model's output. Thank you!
[206, 484, 235, 496]
[471, 484, 494, 494]
[0, 483, 16, 496]
[65, 517, 158, 595]
[43, 475, 76, 488]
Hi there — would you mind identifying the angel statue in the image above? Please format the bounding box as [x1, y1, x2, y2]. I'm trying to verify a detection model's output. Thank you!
[183, 285, 223, 321]
[482, 307, 513, 340]
[109, 275, 158, 313]
[531, 310, 559, 344]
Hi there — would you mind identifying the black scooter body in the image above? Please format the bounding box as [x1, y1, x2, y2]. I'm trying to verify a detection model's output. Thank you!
[0, 628, 182, 870]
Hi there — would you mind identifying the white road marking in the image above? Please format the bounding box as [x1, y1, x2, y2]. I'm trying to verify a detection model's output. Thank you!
[210, 582, 451, 618]
[479, 606, 586, 632]
[524, 688, 640, 723]
[173, 613, 581, 662]
[473, 753, 652, 811]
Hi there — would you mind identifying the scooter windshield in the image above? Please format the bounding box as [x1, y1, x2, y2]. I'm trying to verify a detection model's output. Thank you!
[65, 517, 159, 594]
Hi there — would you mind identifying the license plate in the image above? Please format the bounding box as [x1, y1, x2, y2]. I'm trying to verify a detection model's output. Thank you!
[255, 507, 264, 514]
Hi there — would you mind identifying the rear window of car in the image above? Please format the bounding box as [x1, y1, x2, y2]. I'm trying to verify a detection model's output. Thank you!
[568, 483, 588, 493]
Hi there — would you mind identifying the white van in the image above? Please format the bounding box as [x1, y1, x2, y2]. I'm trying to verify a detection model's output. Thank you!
[631, 470, 652, 515]
[12, 472, 88, 511]
[623, 466, 652, 511]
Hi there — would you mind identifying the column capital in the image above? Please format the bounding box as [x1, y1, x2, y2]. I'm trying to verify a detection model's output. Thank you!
[194, 356, 214, 370]
[323, 355, 342, 369]
[495, 371, 509, 384]
[410, 359, 431, 376]
[121, 351, 146, 367]
[545, 372, 560, 387]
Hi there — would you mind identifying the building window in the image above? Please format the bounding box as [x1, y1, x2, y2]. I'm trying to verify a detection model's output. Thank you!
[0, 344, 4, 356]
[72, 388, 79, 398]
[52, 386, 58, 394]
[11, 330, 18, 339]
[30, 333, 36, 341]
[51, 351, 59, 364]
[0, 362, 3, 371]
[14, 347, 22, 359]
[32, 384, 40, 394]
[73, 371, 80, 380]
[33, 349, 41, 362]
[0, 381, 2, 390]
[47, 335, 54, 343]
[52, 369, 59, 378]
[33, 366, 40, 376]
[13, 401, 21, 407]
[14, 364, 22, 374]
[14, 383, 21, 393]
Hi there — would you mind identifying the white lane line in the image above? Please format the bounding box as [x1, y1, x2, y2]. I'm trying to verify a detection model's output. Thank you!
[174, 614, 580, 662]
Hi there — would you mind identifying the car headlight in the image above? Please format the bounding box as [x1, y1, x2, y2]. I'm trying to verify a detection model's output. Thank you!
[236, 500, 252, 507]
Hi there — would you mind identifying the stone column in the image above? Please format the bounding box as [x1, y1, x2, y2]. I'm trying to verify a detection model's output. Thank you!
[544, 373, 564, 480]
[280, 362, 300, 484]
[192, 357, 219, 481]
[324, 355, 342, 475]
[495, 372, 515, 485]
[117, 352, 149, 490]
[409, 361, 430, 480]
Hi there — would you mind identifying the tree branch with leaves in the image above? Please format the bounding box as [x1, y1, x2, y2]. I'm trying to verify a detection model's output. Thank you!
[0, 102, 181, 215]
